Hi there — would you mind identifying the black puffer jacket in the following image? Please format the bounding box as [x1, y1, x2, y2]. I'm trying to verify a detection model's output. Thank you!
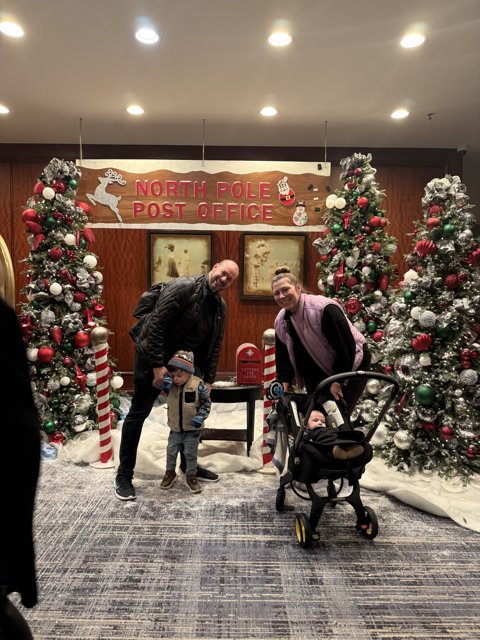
[134, 274, 226, 384]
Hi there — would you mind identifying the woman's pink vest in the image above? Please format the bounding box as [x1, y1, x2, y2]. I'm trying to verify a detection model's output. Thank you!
[274, 293, 365, 387]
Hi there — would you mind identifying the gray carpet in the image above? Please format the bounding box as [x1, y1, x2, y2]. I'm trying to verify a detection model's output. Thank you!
[13, 461, 480, 640]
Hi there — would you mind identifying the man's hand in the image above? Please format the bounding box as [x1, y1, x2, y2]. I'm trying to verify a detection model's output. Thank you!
[330, 381, 343, 401]
[152, 366, 169, 389]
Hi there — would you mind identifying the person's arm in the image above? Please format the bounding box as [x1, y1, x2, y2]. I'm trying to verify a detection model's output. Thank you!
[321, 304, 356, 401]
[275, 333, 295, 390]
[191, 382, 212, 428]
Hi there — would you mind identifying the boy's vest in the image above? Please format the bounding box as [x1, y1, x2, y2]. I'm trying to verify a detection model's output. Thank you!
[167, 375, 203, 432]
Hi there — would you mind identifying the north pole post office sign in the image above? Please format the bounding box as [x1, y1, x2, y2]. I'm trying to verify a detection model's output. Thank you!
[76, 159, 332, 231]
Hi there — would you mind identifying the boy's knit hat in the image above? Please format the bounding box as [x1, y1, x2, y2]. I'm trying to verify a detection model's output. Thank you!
[167, 350, 194, 374]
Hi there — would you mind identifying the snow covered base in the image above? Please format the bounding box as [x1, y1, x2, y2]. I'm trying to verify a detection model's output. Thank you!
[57, 398, 479, 533]
[361, 457, 480, 533]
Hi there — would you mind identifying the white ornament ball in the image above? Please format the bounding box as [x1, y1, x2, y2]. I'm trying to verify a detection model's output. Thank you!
[64, 233, 76, 246]
[86, 372, 97, 387]
[419, 311, 437, 328]
[325, 194, 337, 209]
[373, 290, 383, 301]
[83, 255, 98, 269]
[327, 274, 334, 286]
[353, 320, 366, 333]
[419, 353, 432, 367]
[366, 379, 381, 395]
[93, 271, 103, 283]
[371, 423, 388, 447]
[404, 269, 419, 284]
[60, 376, 71, 386]
[317, 279, 324, 291]
[110, 375, 124, 389]
[27, 348, 39, 361]
[361, 266, 372, 276]
[334, 197, 346, 209]
[42, 186, 56, 200]
[393, 429, 414, 450]
[49, 282, 63, 296]
[459, 369, 478, 386]
[410, 306, 423, 320]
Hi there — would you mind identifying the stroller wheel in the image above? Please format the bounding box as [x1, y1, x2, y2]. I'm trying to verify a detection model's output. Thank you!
[295, 513, 314, 548]
[276, 487, 286, 512]
[357, 506, 378, 540]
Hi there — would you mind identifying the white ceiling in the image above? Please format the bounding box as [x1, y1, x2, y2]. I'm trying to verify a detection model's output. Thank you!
[1, 0, 479, 181]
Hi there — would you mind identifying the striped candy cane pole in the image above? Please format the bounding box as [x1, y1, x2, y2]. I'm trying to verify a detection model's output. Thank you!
[262, 328, 276, 465]
[90, 327, 114, 468]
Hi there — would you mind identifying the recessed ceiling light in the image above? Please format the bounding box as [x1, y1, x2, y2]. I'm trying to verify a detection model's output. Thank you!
[0, 20, 24, 38]
[135, 28, 159, 44]
[391, 109, 410, 119]
[0, 104, 10, 114]
[268, 31, 292, 47]
[260, 106, 278, 117]
[400, 32, 425, 48]
[127, 105, 144, 116]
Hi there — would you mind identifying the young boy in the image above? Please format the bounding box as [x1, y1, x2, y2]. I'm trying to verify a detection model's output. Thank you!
[305, 409, 364, 460]
[160, 350, 211, 493]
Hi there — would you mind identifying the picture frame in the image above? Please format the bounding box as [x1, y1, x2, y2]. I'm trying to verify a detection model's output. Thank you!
[240, 232, 307, 299]
[148, 231, 214, 286]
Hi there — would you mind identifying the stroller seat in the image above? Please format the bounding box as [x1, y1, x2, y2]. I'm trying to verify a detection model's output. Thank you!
[267, 372, 399, 548]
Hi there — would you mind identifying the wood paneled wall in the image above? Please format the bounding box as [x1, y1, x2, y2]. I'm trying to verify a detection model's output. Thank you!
[0, 144, 462, 382]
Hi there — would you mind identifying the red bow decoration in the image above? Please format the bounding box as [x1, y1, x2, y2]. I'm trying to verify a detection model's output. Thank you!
[83, 227, 96, 244]
[411, 334, 433, 352]
[342, 209, 352, 229]
[396, 392, 407, 415]
[415, 239, 437, 258]
[334, 261, 346, 292]
[74, 364, 87, 393]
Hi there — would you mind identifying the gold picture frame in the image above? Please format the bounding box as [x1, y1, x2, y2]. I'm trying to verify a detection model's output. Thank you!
[148, 231, 214, 286]
[0, 234, 15, 307]
[240, 232, 307, 299]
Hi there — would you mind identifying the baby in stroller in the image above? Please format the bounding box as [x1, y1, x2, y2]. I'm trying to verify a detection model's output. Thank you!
[267, 372, 398, 548]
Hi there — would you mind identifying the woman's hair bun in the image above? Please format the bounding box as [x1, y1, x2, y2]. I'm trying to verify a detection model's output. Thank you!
[274, 266, 291, 276]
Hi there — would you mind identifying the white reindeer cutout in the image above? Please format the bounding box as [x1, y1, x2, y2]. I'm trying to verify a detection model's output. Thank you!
[86, 169, 126, 222]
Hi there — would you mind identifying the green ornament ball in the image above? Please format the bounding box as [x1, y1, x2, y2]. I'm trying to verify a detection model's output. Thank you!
[49, 398, 60, 408]
[352, 191, 360, 199]
[62, 342, 74, 352]
[79, 238, 87, 249]
[44, 420, 56, 434]
[403, 290, 415, 302]
[69, 179, 78, 189]
[435, 324, 453, 339]
[331, 223, 342, 235]
[414, 384, 435, 406]
[442, 224, 455, 238]
[366, 320, 377, 334]
[45, 215, 57, 227]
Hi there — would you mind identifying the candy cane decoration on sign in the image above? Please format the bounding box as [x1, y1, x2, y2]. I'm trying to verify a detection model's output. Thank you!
[90, 327, 114, 467]
[262, 328, 276, 465]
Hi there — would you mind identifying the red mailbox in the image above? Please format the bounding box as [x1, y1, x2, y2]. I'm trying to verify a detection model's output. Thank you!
[236, 343, 262, 385]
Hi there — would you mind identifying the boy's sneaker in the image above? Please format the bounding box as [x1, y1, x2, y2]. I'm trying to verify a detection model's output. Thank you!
[160, 470, 177, 490]
[196, 466, 219, 482]
[186, 474, 202, 493]
[114, 474, 136, 500]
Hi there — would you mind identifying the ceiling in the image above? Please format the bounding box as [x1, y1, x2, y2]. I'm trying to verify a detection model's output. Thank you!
[1, 0, 479, 185]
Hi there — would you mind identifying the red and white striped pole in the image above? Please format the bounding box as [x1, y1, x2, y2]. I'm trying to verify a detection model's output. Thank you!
[90, 327, 114, 468]
[262, 328, 276, 466]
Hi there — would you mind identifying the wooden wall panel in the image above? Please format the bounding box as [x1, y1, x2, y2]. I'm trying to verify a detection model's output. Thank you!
[0, 145, 463, 379]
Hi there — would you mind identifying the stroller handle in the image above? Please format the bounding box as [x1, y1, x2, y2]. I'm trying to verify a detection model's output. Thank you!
[307, 371, 400, 443]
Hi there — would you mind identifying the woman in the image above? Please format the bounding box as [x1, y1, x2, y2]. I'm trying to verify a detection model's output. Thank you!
[271, 267, 371, 412]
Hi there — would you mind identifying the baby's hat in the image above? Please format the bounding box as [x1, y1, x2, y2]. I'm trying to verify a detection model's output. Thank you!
[167, 350, 194, 374]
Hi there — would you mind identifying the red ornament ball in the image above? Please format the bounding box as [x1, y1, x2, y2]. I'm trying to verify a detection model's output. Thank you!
[353, 167, 362, 176]
[444, 274, 459, 290]
[76, 201, 91, 215]
[49, 247, 63, 261]
[369, 216, 382, 227]
[22, 208, 38, 223]
[37, 345, 55, 363]
[52, 181, 65, 193]
[74, 331, 90, 348]
[465, 445, 477, 460]
[371, 242, 382, 253]
[63, 356, 73, 367]
[73, 292, 87, 303]
[33, 182, 45, 195]
[346, 180, 356, 189]
[372, 330, 384, 342]
[357, 197, 369, 209]
[421, 422, 436, 432]
[429, 205, 443, 215]
[383, 364, 394, 374]
[439, 425, 455, 441]
[363, 226, 372, 234]
[426, 217, 441, 230]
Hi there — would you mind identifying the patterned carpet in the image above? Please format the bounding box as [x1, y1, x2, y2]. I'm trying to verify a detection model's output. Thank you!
[13, 460, 480, 640]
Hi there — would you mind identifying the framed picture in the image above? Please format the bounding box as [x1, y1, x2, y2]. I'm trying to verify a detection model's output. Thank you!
[240, 232, 307, 299]
[148, 231, 214, 286]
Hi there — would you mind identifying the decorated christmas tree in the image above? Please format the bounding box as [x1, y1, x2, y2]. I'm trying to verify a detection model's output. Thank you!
[313, 152, 398, 368]
[18, 158, 124, 444]
[374, 174, 480, 480]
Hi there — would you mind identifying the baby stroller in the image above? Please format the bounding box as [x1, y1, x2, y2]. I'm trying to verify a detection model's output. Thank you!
[268, 371, 399, 548]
